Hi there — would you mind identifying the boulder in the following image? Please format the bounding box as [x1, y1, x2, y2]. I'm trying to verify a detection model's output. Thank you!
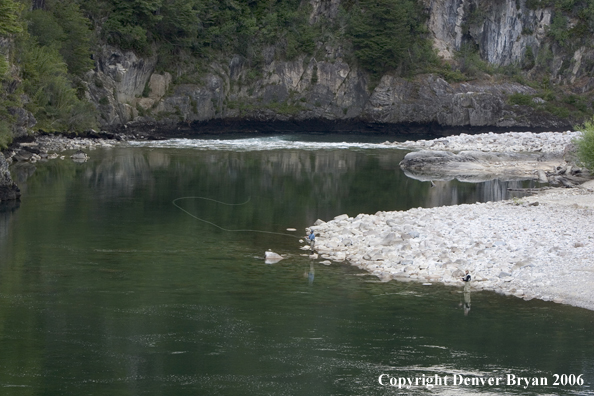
[264, 251, 284, 264]
[400, 150, 564, 182]
[12, 150, 33, 162]
[70, 151, 89, 162]
[0, 153, 20, 202]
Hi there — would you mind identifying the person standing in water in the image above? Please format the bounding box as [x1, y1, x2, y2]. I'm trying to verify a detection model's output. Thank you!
[308, 230, 315, 251]
[462, 270, 471, 292]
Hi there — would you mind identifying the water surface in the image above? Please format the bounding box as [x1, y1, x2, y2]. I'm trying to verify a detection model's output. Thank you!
[0, 135, 592, 395]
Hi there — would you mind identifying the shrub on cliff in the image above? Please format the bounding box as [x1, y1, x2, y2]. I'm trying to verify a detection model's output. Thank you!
[575, 118, 594, 171]
[20, 43, 96, 132]
[27, 0, 94, 76]
[349, 0, 434, 80]
[0, 120, 11, 149]
[0, 0, 23, 37]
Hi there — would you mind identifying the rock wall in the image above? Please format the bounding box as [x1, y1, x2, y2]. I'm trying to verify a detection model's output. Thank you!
[80, 0, 591, 134]
[424, 0, 594, 87]
[423, 0, 551, 65]
[92, 52, 571, 134]
[85, 45, 162, 126]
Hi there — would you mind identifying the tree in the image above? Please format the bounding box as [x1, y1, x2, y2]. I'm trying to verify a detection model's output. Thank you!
[103, 0, 164, 53]
[349, 0, 426, 79]
[27, 0, 94, 76]
[21, 44, 95, 131]
[0, 0, 23, 36]
[51, 0, 94, 75]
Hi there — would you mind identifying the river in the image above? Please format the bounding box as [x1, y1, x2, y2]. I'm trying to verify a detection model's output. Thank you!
[0, 134, 592, 395]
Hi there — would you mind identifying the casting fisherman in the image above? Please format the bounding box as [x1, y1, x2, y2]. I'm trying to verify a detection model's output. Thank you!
[308, 230, 315, 251]
[462, 270, 471, 293]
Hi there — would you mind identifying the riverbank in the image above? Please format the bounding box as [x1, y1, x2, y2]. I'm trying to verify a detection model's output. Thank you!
[2, 134, 121, 165]
[307, 130, 594, 311]
[395, 130, 581, 153]
[307, 185, 594, 310]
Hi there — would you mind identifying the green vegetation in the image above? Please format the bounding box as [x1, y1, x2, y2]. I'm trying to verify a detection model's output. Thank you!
[508, 93, 534, 106]
[0, 120, 11, 148]
[507, 90, 591, 120]
[0, 0, 23, 36]
[0, 52, 9, 79]
[1, 0, 96, 136]
[2, 0, 594, 139]
[575, 117, 594, 170]
[266, 100, 303, 115]
[454, 43, 495, 77]
[349, 0, 437, 80]
[18, 36, 96, 132]
[83, 0, 319, 71]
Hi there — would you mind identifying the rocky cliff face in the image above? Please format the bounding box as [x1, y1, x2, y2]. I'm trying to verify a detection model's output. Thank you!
[82, 0, 589, 135]
[423, 0, 552, 65]
[424, 0, 594, 87]
[85, 46, 159, 126]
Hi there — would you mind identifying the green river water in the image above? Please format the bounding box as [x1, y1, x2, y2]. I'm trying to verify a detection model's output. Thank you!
[0, 135, 593, 395]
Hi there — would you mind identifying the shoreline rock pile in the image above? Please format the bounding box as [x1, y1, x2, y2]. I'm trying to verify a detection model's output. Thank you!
[309, 130, 594, 311]
[307, 189, 594, 310]
[396, 131, 582, 153]
[3, 134, 120, 165]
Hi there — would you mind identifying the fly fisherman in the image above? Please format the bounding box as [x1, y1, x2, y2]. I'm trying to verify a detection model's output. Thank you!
[462, 270, 471, 292]
[308, 230, 316, 251]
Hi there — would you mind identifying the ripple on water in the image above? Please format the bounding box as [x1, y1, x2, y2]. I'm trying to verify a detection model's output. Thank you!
[126, 136, 399, 152]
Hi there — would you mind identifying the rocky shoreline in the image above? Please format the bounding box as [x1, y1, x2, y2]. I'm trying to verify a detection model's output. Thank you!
[0, 133, 123, 202]
[395, 131, 582, 153]
[306, 130, 594, 311]
[396, 131, 591, 186]
[2, 134, 122, 166]
[306, 186, 594, 310]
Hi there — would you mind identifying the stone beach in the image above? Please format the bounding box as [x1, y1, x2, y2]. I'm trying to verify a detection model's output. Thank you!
[3, 134, 121, 165]
[34, 134, 120, 153]
[308, 131, 594, 311]
[395, 130, 582, 153]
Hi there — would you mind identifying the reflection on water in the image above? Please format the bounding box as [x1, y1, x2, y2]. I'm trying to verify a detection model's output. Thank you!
[424, 178, 532, 207]
[27, 147, 539, 213]
[0, 200, 19, 247]
[0, 141, 592, 395]
[464, 289, 471, 316]
[307, 261, 315, 286]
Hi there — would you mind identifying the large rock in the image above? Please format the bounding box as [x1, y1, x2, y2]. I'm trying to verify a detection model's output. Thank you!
[265, 250, 284, 264]
[399, 150, 564, 181]
[86, 45, 158, 125]
[8, 107, 37, 138]
[0, 153, 20, 202]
